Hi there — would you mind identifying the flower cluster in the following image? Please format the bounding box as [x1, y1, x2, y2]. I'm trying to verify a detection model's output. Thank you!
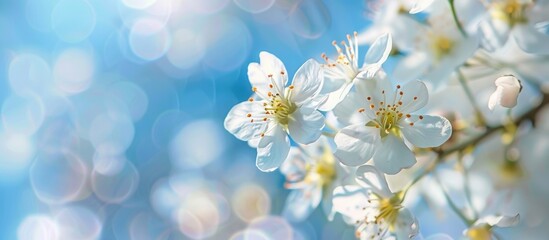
[224, 0, 549, 238]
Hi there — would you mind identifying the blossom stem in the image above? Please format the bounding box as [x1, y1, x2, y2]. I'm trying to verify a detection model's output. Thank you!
[436, 92, 549, 159]
[401, 158, 438, 202]
[456, 68, 487, 126]
[448, 0, 467, 37]
[458, 154, 479, 219]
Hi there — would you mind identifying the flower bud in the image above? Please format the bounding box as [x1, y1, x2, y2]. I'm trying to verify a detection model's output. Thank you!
[488, 75, 522, 111]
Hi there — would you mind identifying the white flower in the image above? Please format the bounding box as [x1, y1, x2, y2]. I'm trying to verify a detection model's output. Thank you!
[488, 75, 522, 110]
[392, 13, 480, 89]
[464, 214, 519, 240]
[332, 165, 419, 239]
[479, 0, 549, 54]
[359, 1, 424, 52]
[319, 32, 392, 110]
[280, 137, 352, 222]
[333, 76, 452, 174]
[224, 52, 325, 172]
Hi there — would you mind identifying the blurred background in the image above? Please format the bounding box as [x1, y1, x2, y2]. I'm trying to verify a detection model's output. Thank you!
[0, 0, 368, 239]
[3, 0, 548, 239]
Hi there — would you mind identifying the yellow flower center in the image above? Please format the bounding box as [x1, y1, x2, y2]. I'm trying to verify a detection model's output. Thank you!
[491, 0, 529, 26]
[268, 95, 297, 126]
[466, 224, 492, 240]
[305, 147, 336, 186]
[499, 160, 524, 185]
[362, 85, 424, 138]
[376, 193, 403, 229]
[432, 36, 455, 60]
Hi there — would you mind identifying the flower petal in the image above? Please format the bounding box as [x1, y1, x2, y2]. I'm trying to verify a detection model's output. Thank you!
[398, 80, 429, 113]
[423, 35, 480, 89]
[479, 18, 510, 52]
[224, 101, 268, 141]
[355, 165, 392, 198]
[400, 114, 452, 148]
[392, 52, 430, 83]
[288, 108, 325, 144]
[290, 59, 324, 105]
[362, 33, 392, 77]
[334, 124, 380, 166]
[477, 214, 520, 228]
[394, 208, 419, 239]
[282, 186, 322, 222]
[513, 24, 549, 54]
[332, 185, 369, 222]
[333, 90, 370, 126]
[372, 134, 416, 175]
[318, 81, 354, 111]
[488, 87, 503, 111]
[256, 126, 290, 172]
[248, 52, 288, 95]
[410, 0, 434, 14]
[280, 148, 307, 181]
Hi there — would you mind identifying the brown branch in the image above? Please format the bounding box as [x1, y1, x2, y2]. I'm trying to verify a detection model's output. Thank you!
[435, 92, 549, 159]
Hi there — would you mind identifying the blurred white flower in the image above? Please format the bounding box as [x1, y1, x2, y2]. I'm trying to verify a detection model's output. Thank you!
[464, 214, 519, 240]
[488, 75, 522, 110]
[332, 165, 419, 239]
[319, 32, 392, 110]
[393, 13, 479, 89]
[333, 77, 452, 174]
[479, 0, 549, 54]
[224, 52, 325, 172]
[280, 137, 352, 222]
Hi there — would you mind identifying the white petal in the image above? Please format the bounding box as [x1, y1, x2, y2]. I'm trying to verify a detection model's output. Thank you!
[400, 115, 452, 148]
[318, 81, 354, 111]
[394, 208, 419, 239]
[488, 87, 502, 111]
[256, 126, 290, 172]
[282, 186, 322, 222]
[280, 148, 307, 181]
[332, 185, 369, 222]
[355, 71, 393, 107]
[372, 134, 416, 175]
[513, 24, 549, 54]
[477, 214, 520, 228]
[399, 80, 429, 113]
[247, 62, 269, 95]
[494, 75, 521, 108]
[392, 52, 430, 83]
[423, 34, 480, 89]
[333, 90, 370, 126]
[322, 184, 336, 221]
[479, 17, 510, 52]
[224, 101, 268, 141]
[362, 33, 392, 72]
[248, 52, 288, 94]
[291, 59, 324, 105]
[288, 108, 324, 144]
[410, 0, 434, 14]
[334, 124, 380, 166]
[355, 165, 392, 198]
